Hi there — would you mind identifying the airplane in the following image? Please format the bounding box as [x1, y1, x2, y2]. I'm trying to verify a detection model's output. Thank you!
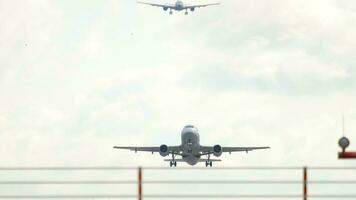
[137, 0, 220, 15]
[114, 125, 270, 167]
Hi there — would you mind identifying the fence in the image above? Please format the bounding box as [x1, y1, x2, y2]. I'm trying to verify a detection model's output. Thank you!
[0, 166, 355, 199]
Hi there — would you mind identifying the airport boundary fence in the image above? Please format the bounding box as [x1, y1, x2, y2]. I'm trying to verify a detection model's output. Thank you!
[0, 166, 356, 199]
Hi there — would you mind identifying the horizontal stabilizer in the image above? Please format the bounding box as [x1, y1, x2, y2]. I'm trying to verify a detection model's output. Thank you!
[164, 159, 221, 162]
[198, 159, 221, 162]
[164, 159, 186, 162]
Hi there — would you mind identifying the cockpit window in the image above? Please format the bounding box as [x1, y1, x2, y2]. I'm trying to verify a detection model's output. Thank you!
[185, 125, 194, 128]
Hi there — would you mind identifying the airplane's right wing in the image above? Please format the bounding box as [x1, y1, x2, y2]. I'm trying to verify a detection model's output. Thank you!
[137, 1, 175, 9]
[113, 146, 182, 155]
[114, 146, 159, 152]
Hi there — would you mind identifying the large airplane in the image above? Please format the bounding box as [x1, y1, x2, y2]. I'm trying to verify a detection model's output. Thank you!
[114, 125, 270, 167]
[137, 0, 220, 15]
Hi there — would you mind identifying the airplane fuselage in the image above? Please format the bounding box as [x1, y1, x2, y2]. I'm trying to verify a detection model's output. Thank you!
[174, 0, 185, 11]
[181, 125, 201, 165]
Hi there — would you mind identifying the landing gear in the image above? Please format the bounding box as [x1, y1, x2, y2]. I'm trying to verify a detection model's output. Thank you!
[170, 161, 177, 167]
[185, 9, 188, 15]
[205, 154, 212, 167]
[169, 153, 177, 167]
[169, 9, 173, 15]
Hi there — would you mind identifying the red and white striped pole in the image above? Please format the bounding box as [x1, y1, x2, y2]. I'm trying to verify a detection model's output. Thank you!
[303, 167, 308, 200]
[138, 167, 143, 200]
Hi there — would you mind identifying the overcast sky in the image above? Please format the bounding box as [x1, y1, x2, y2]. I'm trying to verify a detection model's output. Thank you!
[1, 0, 356, 197]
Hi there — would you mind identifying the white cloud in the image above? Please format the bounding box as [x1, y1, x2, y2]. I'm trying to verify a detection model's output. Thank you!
[1, 0, 356, 196]
[1, 0, 356, 165]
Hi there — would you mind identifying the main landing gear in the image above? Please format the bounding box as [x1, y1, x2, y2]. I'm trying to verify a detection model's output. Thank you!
[169, 153, 177, 167]
[205, 154, 213, 167]
[170, 161, 177, 167]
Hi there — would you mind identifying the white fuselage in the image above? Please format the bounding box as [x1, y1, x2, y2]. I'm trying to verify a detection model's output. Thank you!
[181, 126, 201, 165]
[174, 0, 185, 11]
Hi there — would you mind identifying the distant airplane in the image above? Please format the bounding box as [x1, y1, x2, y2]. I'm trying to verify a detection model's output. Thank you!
[114, 125, 270, 167]
[137, 0, 220, 15]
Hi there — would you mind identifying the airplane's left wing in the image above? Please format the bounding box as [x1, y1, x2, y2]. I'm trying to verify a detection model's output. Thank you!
[200, 146, 270, 155]
[113, 146, 182, 154]
[222, 146, 270, 153]
[184, 3, 220, 9]
[137, 1, 175, 9]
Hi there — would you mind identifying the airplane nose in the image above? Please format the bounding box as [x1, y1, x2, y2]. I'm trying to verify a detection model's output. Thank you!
[185, 131, 195, 137]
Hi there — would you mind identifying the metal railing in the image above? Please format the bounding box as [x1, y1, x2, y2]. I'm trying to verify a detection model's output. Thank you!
[0, 166, 355, 199]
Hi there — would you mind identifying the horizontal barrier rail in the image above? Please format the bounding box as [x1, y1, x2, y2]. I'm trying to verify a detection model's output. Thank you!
[0, 166, 355, 199]
[0, 167, 136, 170]
[1, 166, 356, 170]
[0, 180, 356, 184]
[0, 195, 356, 199]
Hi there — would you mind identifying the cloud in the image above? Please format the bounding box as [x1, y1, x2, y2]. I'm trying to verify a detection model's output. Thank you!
[0, 0, 356, 177]
[1, 1, 356, 197]
[180, 48, 352, 94]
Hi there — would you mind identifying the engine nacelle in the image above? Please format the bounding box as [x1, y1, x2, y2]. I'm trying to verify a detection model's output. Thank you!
[190, 8, 195, 11]
[159, 144, 169, 157]
[163, 7, 168, 11]
[213, 145, 222, 157]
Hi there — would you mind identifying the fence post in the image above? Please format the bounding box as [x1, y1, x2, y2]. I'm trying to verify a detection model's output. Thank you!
[138, 167, 142, 200]
[303, 167, 308, 200]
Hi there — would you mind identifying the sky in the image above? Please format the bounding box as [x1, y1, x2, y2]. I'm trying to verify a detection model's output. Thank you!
[1, 0, 356, 197]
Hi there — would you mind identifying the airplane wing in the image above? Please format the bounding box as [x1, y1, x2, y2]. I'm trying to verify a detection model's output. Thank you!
[137, 1, 175, 9]
[200, 146, 270, 154]
[113, 146, 182, 154]
[184, 3, 220, 9]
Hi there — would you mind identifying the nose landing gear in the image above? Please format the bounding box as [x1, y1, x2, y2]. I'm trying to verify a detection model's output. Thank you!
[169, 9, 173, 15]
[185, 9, 188, 15]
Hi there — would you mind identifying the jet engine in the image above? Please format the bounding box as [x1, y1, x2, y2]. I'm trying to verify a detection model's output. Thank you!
[190, 8, 195, 11]
[213, 145, 222, 157]
[163, 7, 168, 11]
[159, 144, 169, 157]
